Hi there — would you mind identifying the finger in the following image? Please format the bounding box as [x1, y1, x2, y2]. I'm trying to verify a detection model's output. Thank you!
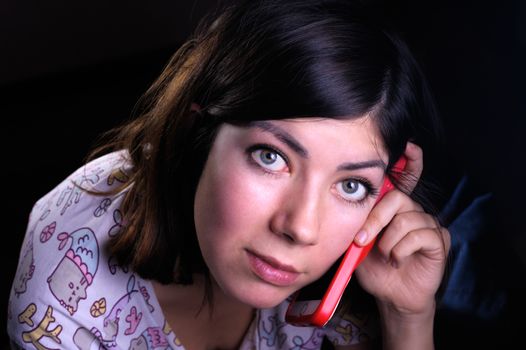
[401, 142, 423, 192]
[441, 227, 451, 257]
[354, 190, 422, 246]
[389, 228, 448, 268]
[376, 211, 439, 261]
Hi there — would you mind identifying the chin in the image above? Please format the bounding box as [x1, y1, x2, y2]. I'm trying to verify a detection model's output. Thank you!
[220, 279, 295, 309]
[236, 292, 289, 309]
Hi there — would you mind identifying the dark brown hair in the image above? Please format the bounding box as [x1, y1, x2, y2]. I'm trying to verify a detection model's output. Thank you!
[89, 0, 442, 285]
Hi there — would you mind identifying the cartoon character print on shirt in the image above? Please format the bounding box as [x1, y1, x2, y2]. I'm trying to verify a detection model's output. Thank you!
[325, 312, 374, 346]
[47, 227, 99, 315]
[72, 327, 102, 350]
[13, 196, 57, 297]
[108, 208, 125, 237]
[256, 300, 333, 350]
[94, 194, 128, 275]
[128, 327, 173, 350]
[289, 329, 324, 350]
[94, 195, 126, 237]
[85, 275, 155, 348]
[56, 168, 104, 215]
[94, 198, 112, 218]
[40, 221, 57, 243]
[18, 303, 64, 350]
[259, 313, 324, 350]
[107, 166, 129, 187]
[162, 320, 182, 349]
[34, 186, 58, 225]
[259, 314, 287, 348]
[108, 254, 129, 275]
[13, 237, 35, 297]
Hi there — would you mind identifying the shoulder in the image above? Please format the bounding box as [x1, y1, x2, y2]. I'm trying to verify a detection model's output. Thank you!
[49, 150, 131, 198]
[28, 150, 132, 239]
[7, 151, 174, 348]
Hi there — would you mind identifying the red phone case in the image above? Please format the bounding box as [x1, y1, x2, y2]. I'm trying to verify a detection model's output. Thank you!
[286, 157, 407, 327]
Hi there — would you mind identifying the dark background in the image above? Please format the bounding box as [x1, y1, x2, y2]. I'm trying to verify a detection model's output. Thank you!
[2, 0, 524, 349]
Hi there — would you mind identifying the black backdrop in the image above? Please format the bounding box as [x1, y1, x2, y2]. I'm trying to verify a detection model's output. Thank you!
[2, 1, 525, 348]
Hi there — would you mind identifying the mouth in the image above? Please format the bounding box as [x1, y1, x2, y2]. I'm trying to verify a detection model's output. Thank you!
[246, 249, 300, 287]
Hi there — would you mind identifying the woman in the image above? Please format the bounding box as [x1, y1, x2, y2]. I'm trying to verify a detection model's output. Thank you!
[8, 1, 449, 349]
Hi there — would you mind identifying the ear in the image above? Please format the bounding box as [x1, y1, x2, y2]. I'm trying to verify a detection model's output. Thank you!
[190, 103, 202, 113]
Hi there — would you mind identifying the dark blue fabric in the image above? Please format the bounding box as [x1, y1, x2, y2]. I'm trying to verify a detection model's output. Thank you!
[438, 175, 506, 320]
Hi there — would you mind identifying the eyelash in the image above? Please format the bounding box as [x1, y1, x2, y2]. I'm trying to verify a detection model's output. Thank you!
[246, 144, 289, 176]
[336, 178, 379, 208]
[245, 143, 379, 205]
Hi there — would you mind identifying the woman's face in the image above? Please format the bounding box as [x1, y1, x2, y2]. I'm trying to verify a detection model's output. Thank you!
[194, 117, 388, 308]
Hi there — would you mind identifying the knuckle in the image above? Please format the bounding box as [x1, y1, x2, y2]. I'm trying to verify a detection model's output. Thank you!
[389, 211, 417, 232]
[376, 240, 390, 258]
[413, 144, 423, 158]
[366, 212, 383, 233]
[408, 230, 424, 245]
[389, 214, 405, 233]
[390, 247, 404, 262]
[377, 244, 389, 259]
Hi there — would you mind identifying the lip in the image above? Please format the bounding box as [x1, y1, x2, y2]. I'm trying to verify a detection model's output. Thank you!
[246, 250, 300, 287]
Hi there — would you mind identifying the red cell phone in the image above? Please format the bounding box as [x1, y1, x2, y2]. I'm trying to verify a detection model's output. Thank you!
[285, 157, 407, 327]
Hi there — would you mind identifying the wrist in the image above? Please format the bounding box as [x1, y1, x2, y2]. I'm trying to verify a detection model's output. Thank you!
[377, 301, 436, 350]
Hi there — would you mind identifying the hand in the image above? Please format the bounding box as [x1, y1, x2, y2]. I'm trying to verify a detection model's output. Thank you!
[353, 143, 450, 316]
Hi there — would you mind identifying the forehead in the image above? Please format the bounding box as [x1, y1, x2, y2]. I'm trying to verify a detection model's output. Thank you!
[252, 116, 387, 162]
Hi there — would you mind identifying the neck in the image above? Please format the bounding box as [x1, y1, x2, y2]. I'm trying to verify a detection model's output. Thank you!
[152, 274, 255, 350]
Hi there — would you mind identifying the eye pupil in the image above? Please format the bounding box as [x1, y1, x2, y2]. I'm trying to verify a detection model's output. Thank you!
[260, 150, 277, 164]
[250, 147, 287, 172]
[343, 180, 358, 194]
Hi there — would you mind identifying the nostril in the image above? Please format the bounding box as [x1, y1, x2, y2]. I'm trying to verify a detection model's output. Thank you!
[283, 232, 295, 243]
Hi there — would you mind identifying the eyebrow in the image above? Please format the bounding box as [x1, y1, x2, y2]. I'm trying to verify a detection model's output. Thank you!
[248, 121, 309, 158]
[248, 120, 386, 171]
[337, 160, 386, 171]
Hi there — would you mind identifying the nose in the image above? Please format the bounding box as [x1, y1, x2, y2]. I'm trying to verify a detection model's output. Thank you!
[269, 182, 321, 245]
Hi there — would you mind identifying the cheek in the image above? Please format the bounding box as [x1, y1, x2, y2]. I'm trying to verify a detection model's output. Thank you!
[314, 207, 372, 272]
[194, 162, 275, 242]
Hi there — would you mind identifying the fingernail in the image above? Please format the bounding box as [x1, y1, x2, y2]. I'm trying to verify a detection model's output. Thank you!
[355, 230, 368, 245]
